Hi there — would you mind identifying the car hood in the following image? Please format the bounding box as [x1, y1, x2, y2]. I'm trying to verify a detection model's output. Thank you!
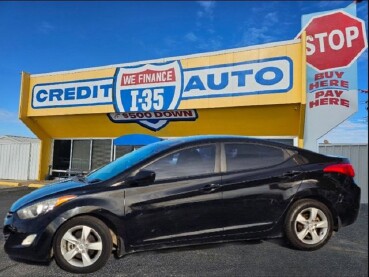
[10, 179, 88, 212]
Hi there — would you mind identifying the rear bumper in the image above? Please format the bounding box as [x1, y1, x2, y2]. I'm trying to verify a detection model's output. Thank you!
[336, 183, 361, 228]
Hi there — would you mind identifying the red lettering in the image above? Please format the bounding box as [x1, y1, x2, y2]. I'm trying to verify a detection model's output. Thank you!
[309, 81, 320, 90]
[329, 98, 339, 105]
[324, 90, 334, 97]
[335, 72, 344, 78]
[309, 80, 349, 90]
[320, 98, 329, 105]
[183, 110, 193, 117]
[341, 99, 350, 107]
[335, 90, 343, 97]
[171, 110, 184, 117]
[315, 91, 325, 98]
[330, 80, 338, 86]
[309, 99, 320, 108]
[315, 73, 325, 80]
[341, 81, 349, 88]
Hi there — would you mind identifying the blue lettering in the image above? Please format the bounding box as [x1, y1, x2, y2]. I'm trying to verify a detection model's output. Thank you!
[184, 76, 206, 92]
[231, 70, 253, 87]
[36, 90, 48, 102]
[207, 73, 228, 90]
[92, 85, 98, 98]
[49, 89, 63, 101]
[100, 84, 112, 97]
[64, 87, 75, 100]
[255, 67, 283, 86]
[77, 86, 91, 99]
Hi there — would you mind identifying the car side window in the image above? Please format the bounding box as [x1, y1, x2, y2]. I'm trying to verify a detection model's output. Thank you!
[144, 145, 216, 181]
[225, 143, 292, 172]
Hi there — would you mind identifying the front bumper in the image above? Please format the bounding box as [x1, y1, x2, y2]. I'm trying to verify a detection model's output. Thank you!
[3, 212, 55, 263]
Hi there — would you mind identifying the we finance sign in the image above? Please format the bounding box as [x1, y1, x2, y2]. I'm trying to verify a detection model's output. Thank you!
[32, 57, 293, 131]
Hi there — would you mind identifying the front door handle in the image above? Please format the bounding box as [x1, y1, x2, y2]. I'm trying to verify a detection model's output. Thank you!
[282, 171, 302, 178]
[201, 183, 220, 192]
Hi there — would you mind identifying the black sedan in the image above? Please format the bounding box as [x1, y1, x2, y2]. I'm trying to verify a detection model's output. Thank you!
[3, 135, 361, 273]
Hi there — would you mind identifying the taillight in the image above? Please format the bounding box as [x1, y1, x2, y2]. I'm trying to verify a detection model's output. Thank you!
[323, 163, 355, 177]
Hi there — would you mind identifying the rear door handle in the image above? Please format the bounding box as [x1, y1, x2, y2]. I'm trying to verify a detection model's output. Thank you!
[201, 183, 220, 192]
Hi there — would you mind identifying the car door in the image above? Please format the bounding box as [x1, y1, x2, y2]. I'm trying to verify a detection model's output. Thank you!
[220, 142, 303, 235]
[124, 143, 223, 246]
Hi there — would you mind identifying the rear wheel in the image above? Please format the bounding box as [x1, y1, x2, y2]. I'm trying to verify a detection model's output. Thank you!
[284, 199, 333, 250]
[53, 216, 112, 273]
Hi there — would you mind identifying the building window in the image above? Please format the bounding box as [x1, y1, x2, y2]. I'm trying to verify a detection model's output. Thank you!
[115, 145, 134, 160]
[91, 139, 112, 170]
[71, 140, 91, 173]
[52, 140, 71, 172]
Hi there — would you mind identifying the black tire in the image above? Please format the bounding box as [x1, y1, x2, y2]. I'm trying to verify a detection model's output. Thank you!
[284, 199, 333, 251]
[53, 216, 112, 273]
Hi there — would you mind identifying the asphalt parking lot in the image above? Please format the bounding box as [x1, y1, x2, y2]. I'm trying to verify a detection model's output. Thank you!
[0, 186, 367, 277]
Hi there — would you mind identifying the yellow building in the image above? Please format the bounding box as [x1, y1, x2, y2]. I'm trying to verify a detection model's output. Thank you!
[19, 38, 306, 180]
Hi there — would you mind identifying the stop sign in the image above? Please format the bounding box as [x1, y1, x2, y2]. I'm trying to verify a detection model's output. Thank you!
[301, 11, 367, 71]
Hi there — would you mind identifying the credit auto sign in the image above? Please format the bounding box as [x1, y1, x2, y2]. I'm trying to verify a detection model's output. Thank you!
[32, 57, 293, 110]
[32, 56, 293, 130]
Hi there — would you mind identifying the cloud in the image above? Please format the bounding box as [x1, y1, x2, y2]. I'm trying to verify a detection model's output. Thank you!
[264, 12, 279, 25]
[197, 1, 216, 18]
[197, 35, 223, 50]
[314, 1, 346, 10]
[236, 4, 282, 47]
[0, 108, 18, 123]
[38, 21, 55, 34]
[318, 119, 368, 143]
[0, 108, 33, 137]
[173, 1, 222, 52]
[239, 26, 276, 46]
[185, 32, 199, 42]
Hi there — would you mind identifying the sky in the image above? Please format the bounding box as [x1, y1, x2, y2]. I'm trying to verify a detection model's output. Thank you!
[0, 1, 368, 143]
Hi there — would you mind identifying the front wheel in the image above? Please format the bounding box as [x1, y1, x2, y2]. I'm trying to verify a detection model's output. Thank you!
[53, 216, 112, 273]
[284, 199, 333, 250]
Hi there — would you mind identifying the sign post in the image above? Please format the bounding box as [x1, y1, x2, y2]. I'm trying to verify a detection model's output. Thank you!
[299, 4, 367, 151]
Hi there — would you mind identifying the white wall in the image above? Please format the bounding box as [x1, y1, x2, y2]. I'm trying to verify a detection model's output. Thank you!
[0, 142, 40, 180]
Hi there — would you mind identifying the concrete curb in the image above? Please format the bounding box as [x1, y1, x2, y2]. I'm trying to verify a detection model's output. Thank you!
[27, 184, 45, 188]
[0, 181, 21, 187]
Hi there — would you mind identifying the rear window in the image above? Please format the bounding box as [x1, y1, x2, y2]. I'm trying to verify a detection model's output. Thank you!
[225, 143, 292, 172]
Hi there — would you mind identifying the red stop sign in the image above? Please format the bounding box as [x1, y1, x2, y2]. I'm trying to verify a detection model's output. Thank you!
[302, 11, 367, 71]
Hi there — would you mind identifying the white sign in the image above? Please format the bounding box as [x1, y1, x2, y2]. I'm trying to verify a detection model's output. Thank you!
[32, 78, 113, 108]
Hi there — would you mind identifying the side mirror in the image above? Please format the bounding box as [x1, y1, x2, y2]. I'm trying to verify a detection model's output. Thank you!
[130, 170, 156, 187]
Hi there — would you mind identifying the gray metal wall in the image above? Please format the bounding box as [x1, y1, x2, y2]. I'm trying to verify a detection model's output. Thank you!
[0, 142, 40, 180]
[319, 144, 368, 203]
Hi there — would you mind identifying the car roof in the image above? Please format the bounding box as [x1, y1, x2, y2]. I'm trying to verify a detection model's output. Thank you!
[155, 135, 295, 150]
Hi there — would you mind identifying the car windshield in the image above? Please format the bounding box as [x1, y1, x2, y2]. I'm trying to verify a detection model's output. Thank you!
[85, 139, 179, 182]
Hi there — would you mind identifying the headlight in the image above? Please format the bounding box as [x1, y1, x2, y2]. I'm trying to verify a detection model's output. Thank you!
[17, 195, 76, 219]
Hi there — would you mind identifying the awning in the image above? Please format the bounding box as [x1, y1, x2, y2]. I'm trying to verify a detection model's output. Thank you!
[113, 134, 162, 146]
